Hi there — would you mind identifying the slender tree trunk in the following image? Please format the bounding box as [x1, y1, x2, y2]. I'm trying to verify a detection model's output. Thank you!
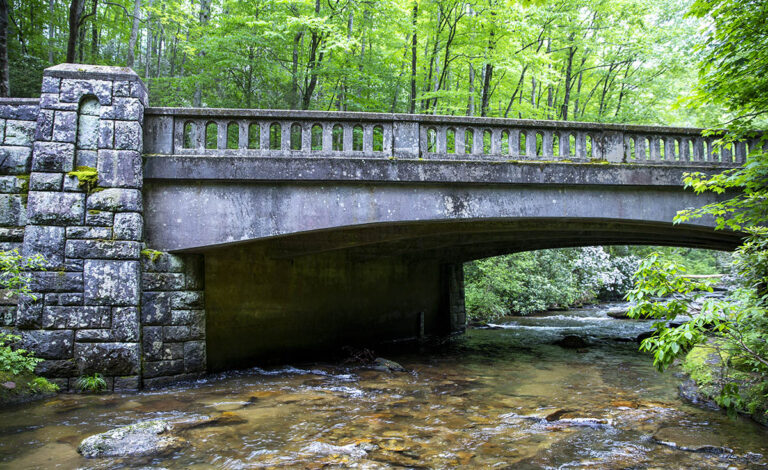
[193, 0, 210, 107]
[66, 0, 83, 63]
[408, 2, 417, 114]
[503, 65, 527, 118]
[561, 44, 575, 120]
[0, 0, 9, 97]
[48, 0, 54, 63]
[467, 63, 475, 116]
[301, 0, 323, 110]
[90, 0, 98, 61]
[144, 0, 154, 80]
[126, 0, 140, 67]
[290, 30, 302, 109]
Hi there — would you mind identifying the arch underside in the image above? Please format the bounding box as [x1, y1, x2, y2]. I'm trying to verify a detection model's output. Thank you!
[217, 218, 742, 262]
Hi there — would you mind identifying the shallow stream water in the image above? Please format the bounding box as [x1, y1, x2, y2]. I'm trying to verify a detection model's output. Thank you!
[1, 302, 767, 469]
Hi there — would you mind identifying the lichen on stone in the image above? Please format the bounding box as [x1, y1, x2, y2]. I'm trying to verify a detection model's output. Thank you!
[141, 249, 164, 262]
[67, 166, 98, 192]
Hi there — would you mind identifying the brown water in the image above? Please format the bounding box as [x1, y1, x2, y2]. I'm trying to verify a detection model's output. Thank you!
[1, 303, 767, 469]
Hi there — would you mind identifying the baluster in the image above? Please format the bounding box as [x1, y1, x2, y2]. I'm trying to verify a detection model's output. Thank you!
[542, 131, 553, 159]
[694, 138, 705, 162]
[382, 124, 393, 155]
[735, 141, 747, 163]
[748, 138, 761, 157]
[636, 136, 647, 162]
[680, 137, 689, 161]
[363, 125, 373, 153]
[173, 119, 184, 152]
[574, 132, 586, 160]
[663, 138, 674, 162]
[260, 122, 270, 153]
[302, 122, 312, 152]
[705, 138, 715, 163]
[343, 124, 353, 153]
[624, 135, 633, 161]
[322, 123, 332, 152]
[649, 137, 660, 161]
[558, 131, 569, 159]
[280, 122, 290, 153]
[526, 130, 537, 158]
[419, 124, 429, 156]
[437, 126, 447, 155]
[473, 128, 484, 155]
[721, 143, 732, 163]
[508, 130, 519, 158]
[455, 127, 465, 155]
[490, 128, 501, 156]
[238, 121, 249, 150]
[195, 121, 205, 151]
[217, 121, 227, 150]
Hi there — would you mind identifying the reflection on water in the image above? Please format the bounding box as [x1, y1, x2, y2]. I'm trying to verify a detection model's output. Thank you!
[1, 302, 767, 469]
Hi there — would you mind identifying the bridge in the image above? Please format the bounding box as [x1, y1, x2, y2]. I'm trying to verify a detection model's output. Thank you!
[0, 64, 746, 390]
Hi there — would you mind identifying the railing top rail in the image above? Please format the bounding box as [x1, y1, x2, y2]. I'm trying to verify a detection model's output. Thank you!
[0, 97, 41, 105]
[144, 107, 717, 136]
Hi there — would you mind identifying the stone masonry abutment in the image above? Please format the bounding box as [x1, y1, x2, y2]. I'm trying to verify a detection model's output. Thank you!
[0, 64, 746, 390]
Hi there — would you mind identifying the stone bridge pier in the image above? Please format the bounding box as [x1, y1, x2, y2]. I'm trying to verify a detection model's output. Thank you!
[0, 64, 745, 390]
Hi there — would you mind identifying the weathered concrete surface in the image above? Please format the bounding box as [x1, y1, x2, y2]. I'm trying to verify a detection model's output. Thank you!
[204, 241, 463, 370]
[143, 160, 740, 254]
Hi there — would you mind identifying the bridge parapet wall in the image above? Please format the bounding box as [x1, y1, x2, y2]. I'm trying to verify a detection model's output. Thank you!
[144, 108, 754, 166]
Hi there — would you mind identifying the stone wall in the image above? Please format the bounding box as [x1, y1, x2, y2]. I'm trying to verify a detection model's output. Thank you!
[0, 64, 209, 391]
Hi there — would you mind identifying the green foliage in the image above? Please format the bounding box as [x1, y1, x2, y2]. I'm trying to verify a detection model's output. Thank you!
[0, 250, 46, 303]
[75, 373, 108, 393]
[465, 246, 639, 322]
[0, 333, 43, 376]
[29, 377, 59, 394]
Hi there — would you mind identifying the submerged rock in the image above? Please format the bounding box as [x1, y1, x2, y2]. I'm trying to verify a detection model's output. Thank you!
[652, 426, 733, 454]
[77, 420, 185, 458]
[606, 308, 630, 319]
[678, 379, 719, 410]
[300, 441, 375, 459]
[554, 335, 589, 349]
[371, 358, 406, 373]
[174, 411, 248, 430]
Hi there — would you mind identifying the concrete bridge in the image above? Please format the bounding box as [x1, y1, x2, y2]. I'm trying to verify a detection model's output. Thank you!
[0, 64, 746, 390]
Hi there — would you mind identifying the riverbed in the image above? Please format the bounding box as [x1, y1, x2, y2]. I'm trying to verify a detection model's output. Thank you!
[1, 303, 767, 468]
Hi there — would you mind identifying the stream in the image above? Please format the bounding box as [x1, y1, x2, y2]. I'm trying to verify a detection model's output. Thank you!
[1, 302, 767, 469]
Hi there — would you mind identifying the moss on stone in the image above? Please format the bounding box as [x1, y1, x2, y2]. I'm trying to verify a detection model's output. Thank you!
[15, 174, 29, 194]
[141, 249, 164, 262]
[0, 371, 59, 407]
[67, 166, 98, 193]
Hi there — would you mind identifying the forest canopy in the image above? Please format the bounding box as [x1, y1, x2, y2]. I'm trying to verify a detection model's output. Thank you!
[1, 0, 733, 127]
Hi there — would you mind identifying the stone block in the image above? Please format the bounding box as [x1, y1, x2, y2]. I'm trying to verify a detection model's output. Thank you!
[35, 109, 54, 141]
[114, 121, 142, 151]
[75, 149, 98, 169]
[74, 342, 139, 376]
[170, 309, 203, 326]
[0, 194, 27, 226]
[44, 292, 83, 306]
[61, 174, 80, 192]
[77, 114, 99, 150]
[142, 273, 185, 291]
[98, 120, 114, 149]
[184, 341, 206, 372]
[59, 79, 112, 105]
[142, 325, 163, 361]
[4, 120, 36, 146]
[39, 92, 78, 111]
[144, 359, 183, 378]
[52, 111, 77, 143]
[31, 141, 75, 172]
[87, 188, 142, 212]
[64, 258, 83, 271]
[141, 291, 171, 325]
[27, 191, 84, 225]
[162, 326, 191, 342]
[113, 212, 142, 240]
[36, 358, 77, 378]
[22, 225, 65, 268]
[104, 97, 142, 121]
[83, 260, 140, 306]
[170, 291, 204, 309]
[97, 149, 142, 188]
[29, 272, 83, 292]
[162, 342, 184, 360]
[0, 306, 14, 326]
[113, 80, 131, 97]
[66, 225, 112, 239]
[112, 307, 139, 341]
[85, 209, 113, 226]
[0, 175, 27, 193]
[22, 329, 74, 359]
[16, 293, 43, 329]
[132, 81, 149, 107]
[75, 329, 113, 342]
[41, 76, 60, 94]
[0, 227, 24, 242]
[29, 172, 63, 191]
[0, 146, 32, 174]
[141, 251, 184, 273]
[114, 375, 140, 391]
[42, 306, 110, 329]
[65, 239, 140, 259]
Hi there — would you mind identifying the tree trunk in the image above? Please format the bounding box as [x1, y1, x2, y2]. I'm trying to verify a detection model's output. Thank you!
[126, 0, 140, 67]
[66, 0, 83, 63]
[193, 0, 210, 107]
[561, 45, 575, 120]
[90, 0, 98, 61]
[48, 0, 54, 63]
[409, 2, 417, 114]
[467, 63, 474, 116]
[290, 30, 303, 109]
[0, 0, 8, 97]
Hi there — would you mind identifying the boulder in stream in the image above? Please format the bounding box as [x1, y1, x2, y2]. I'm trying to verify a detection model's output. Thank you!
[652, 426, 733, 454]
[371, 357, 406, 372]
[77, 420, 186, 458]
[554, 335, 589, 349]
